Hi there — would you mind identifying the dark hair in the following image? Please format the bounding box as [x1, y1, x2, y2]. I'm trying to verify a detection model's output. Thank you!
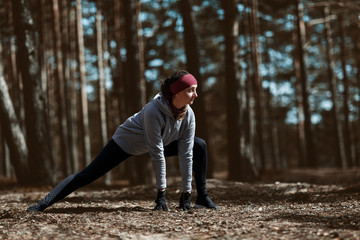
[161, 70, 189, 120]
[160, 70, 189, 102]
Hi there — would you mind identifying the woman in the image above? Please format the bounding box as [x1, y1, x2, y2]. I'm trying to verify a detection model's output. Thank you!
[27, 70, 217, 212]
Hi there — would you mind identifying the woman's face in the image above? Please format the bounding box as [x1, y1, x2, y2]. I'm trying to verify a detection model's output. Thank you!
[172, 84, 198, 109]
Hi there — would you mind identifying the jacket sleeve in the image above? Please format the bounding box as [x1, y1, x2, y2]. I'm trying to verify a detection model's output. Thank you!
[178, 108, 195, 192]
[142, 105, 166, 190]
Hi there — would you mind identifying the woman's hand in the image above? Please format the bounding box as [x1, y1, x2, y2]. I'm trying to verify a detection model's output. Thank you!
[179, 192, 191, 210]
[154, 190, 168, 211]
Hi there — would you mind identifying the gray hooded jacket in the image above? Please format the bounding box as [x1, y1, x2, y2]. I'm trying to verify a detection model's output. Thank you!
[112, 93, 195, 192]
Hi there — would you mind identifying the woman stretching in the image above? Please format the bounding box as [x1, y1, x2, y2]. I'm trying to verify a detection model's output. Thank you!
[27, 70, 217, 212]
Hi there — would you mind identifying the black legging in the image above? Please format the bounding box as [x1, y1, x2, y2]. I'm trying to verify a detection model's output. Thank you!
[38, 137, 208, 209]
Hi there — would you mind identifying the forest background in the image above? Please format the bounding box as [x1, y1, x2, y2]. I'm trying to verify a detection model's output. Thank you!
[0, 0, 360, 187]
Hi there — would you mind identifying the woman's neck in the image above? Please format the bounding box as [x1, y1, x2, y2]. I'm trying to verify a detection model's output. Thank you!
[169, 101, 187, 120]
[172, 98, 185, 110]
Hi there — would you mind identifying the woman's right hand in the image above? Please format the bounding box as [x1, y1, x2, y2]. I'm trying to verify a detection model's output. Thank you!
[154, 190, 168, 211]
[179, 192, 191, 210]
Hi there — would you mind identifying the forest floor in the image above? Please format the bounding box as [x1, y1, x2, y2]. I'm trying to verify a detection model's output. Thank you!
[0, 168, 360, 239]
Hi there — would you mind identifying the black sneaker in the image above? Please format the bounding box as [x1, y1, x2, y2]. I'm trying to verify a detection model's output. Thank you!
[27, 203, 47, 212]
[194, 194, 218, 210]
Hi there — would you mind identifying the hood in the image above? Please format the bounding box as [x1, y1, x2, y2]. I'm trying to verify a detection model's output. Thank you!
[152, 93, 173, 118]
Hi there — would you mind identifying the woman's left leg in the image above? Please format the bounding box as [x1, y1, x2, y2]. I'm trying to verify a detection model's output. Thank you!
[164, 137, 217, 209]
[192, 137, 217, 209]
[164, 137, 207, 194]
[192, 137, 208, 196]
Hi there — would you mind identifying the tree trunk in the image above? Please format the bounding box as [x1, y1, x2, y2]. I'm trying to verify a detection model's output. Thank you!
[52, 0, 71, 177]
[248, 0, 266, 172]
[222, 0, 257, 182]
[39, 0, 60, 179]
[38, 0, 51, 125]
[355, 15, 360, 167]
[0, 130, 13, 178]
[96, 7, 111, 185]
[123, 0, 153, 185]
[0, 40, 30, 184]
[0, 128, 6, 176]
[102, 8, 113, 138]
[113, 0, 126, 123]
[109, 0, 130, 179]
[243, 0, 257, 173]
[62, 0, 77, 174]
[69, 4, 79, 172]
[12, 0, 56, 185]
[338, 13, 352, 168]
[0, 29, 16, 179]
[7, 1, 24, 128]
[0, 128, 4, 176]
[264, 90, 277, 169]
[76, 0, 92, 167]
[294, 0, 316, 168]
[292, 26, 306, 168]
[177, 0, 214, 177]
[324, 6, 347, 168]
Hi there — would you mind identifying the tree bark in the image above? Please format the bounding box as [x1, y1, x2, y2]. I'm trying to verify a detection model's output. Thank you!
[177, 0, 214, 177]
[222, 0, 257, 182]
[12, 0, 56, 185]
[0, 40, 30, 184]
[76, 0, 92, 167]
[324, 6, 347, 168]
[294, 0, 316, 168]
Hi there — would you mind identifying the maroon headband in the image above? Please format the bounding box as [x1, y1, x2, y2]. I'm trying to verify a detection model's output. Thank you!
[169, 74, 198, 94]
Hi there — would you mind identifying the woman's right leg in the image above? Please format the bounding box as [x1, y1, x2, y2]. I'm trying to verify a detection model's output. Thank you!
[27, 139, 132, 211]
